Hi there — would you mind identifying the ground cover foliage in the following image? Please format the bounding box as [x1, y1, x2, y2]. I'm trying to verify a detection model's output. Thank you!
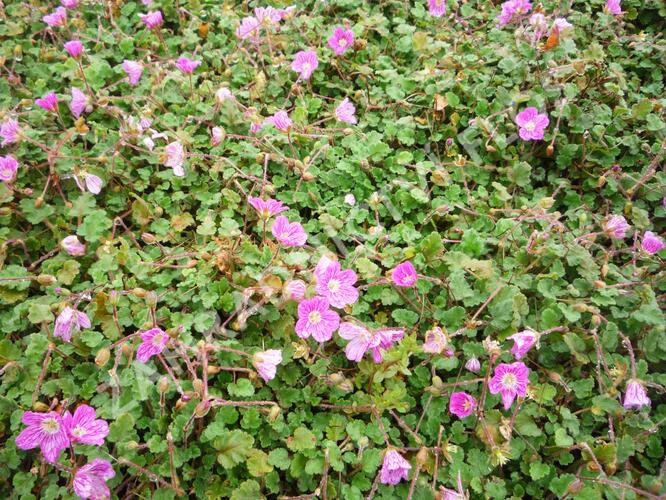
[0, 0, 665, 498]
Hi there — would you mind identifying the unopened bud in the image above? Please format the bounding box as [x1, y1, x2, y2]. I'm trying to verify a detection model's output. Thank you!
[37, 274, 57, 286]
[158, 376, 169, 393]
[35, 197, 43, 209]
[546, 144, 554, 157]
[121, 343, 132, 358]
[95, 348, 110, 367]
[268, 405, 281, 422]
[32, 401, 49, 412]
[126, 440, 139, 450]
[145, 291, 157, 307]
[109, 290, 119, 306]
[192, 378, 204, 394]
[132, 287, 146, 298]
[141, 233, 156, 244]
[593, 280, 606, 289]
[416, 447, 429, 465]
[207, 365, 222, 375]
[194, 400, 211, 418]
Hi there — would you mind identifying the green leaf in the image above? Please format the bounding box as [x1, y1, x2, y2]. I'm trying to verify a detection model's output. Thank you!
[287, 426, 316, 452]
[214, 430, 255, 469]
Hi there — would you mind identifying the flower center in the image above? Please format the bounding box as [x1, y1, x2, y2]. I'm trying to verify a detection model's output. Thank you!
[41, 418, 60, 435]
[524, 121, 536, 131]
[71, 426, 86, 437]
[308, 311, 322, 325]
[280, 231, 291, 240]
[327, 279, 340, 292]
[152, 333, 164, 347]
[339, 38, 347, 47]
[502, 373, 518, 389]
[463, 400, 472, 411]
[302, 63, 311, 73]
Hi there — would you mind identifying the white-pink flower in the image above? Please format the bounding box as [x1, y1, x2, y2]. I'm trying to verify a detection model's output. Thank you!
[123, 60, 144, 86]
[335, 98, 357, 124]
[252, 349, 282, 382]
[69, 87, 88, 119]
[165, 141, 185, 177]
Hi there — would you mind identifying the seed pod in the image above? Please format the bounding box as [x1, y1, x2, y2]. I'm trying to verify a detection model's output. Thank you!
[207, 365, 222, 375]
[95, 348, 110, 367]
[34, 197, 44, 208]
[141, 233, 156, 244]
[546, 144, 554, 156]
[192, 378, 204, 394]
[132, 287, 146, 298]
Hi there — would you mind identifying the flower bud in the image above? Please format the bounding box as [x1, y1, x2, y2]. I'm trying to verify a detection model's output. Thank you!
[95, 348, 110, 367]
[141, 233, 156, 244]
[32, 401, 49, 412]
[158, 376, 169, 393]
[194, 400, 211, 418]
[416, 447, 429, 465]
[132, 287, 146, 298]
[145, 291, 157, 308]
[121, 343, 132, 358]
[268, 405, 281, 422]
[37, 274, 57, 286]
[109, 290, 119, 306]
[192, 378, 204, 394]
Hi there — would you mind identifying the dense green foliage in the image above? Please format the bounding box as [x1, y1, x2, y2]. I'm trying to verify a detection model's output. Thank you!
[0, 0, 665, 498]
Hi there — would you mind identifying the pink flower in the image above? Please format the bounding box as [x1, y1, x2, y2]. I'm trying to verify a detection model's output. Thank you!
[428, 0, 447, 17]
[15, 411, 70, 464]
[529, 13, 547, 36]
[176, 57, 201, 74]
[64, 40, 84, 58]
[264, 111, 293, 132]
[136, 327, 168, 362]
[295, 297, 340, 342]
[140, 10, 163, 29]
[641, 231, 665, 254]
[335, 98, 357, 124]
[623, 380, 650, 410]
[508, 329, 537, 359]
[36, 92, 59, 113]
[338, 323, 376, 362]
[314, 256, 359, 308]
[497, 0, 532, 27]
[0, 155, 19, 182]
[380, 449, 411, 485]
[61, 0, 79, 8]
[43, 7, 67, 27]
[252, 349, 282, 382]
[73, 459, 115, 500]
[215, 87, 235, 104]
[603, 215, 630, 239]
[372, 328, 404, 362]
[1, 118, 20, 146]
[165, 141, 185, 177]
[338, 323, 402, 363]
[606, 0, 621, 15]
[489, 361, 529, 410]
[123, 60, 143, 86]
[344, 194, 356, 206]
[271, 216, 307, 247]
[423, 327, 448, 354]
[465, 357, 481, 373]
[515, 107, 549, 141]
[328, 27, 354, 55]
[291, 50, 318, 80]
[255, 6, 283, 24]
[69, 87, 88, 119]
[63, 405, 109, 445]
[54, 306, 91, 342]
[391, 261, 418, 288]
[61, 235, 86, 256]
[75, 173, 103, 194]
[283, 279, 306, 301]
[237, 16, 261, 40]
[250, 122, 264, 134]
[449, 392, 477, 418]
[249, 197, 288, 219]
[211, 126, 224, 146]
